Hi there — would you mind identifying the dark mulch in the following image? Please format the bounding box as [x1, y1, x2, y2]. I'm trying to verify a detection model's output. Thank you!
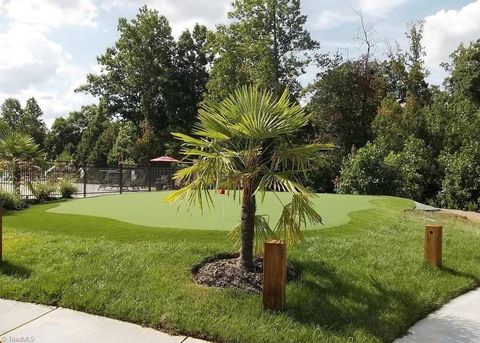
[192, 252, 299, 293]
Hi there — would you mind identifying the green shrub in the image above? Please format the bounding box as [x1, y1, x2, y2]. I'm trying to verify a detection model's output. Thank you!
[338, 143, 396, 195]
[438, 142, 480, 210]
[338, 138, 434, 201]
[58, 179, 77, 198]
[385, 137, 433, 200]
[0, 189, 26, 210]
[29, 182, 57, 201]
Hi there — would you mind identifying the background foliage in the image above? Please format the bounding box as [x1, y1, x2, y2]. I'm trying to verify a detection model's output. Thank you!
[1, 1, 480, 210]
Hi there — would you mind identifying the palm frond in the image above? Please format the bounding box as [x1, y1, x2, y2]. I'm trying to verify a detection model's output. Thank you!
[257, 170, 314, 196]
[171, 132, 209, 148]
[219, 86, 309, 139]
[227, 214, 276, 252]
[164, 177, 215, 212]
[0, 130, 44, 164]
[275, 194, 323, 243]
[193, 103, 233, 140]
[272, 142, 335, 172]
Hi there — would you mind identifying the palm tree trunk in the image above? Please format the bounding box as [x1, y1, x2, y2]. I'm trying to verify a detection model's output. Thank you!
[13, 164, 21, 194]
[239, 177, 256, 271]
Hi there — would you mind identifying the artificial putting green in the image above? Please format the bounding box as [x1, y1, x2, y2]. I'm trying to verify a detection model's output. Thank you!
[49, 191, 384, 230]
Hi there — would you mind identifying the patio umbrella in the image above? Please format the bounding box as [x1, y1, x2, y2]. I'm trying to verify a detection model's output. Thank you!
[149, 155, 180, 163]
[150, 155, 180, 190]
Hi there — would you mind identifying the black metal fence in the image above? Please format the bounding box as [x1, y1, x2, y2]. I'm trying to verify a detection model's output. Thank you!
[0, 163, 178, 199]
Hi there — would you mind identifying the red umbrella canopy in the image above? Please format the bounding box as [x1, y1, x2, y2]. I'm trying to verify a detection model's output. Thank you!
[150, 155, 180, 163]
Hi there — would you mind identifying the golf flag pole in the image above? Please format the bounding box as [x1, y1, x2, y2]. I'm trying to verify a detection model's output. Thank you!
[219, 187, 225, 221]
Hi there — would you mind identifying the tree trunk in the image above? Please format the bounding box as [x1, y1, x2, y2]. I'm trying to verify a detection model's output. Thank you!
[271, 0, 281, 95]
[238, 177, 256, 271]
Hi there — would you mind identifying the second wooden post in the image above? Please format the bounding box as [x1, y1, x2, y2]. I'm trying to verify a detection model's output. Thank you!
[424, 224, 442, 267]
[263, 240, 286, 311]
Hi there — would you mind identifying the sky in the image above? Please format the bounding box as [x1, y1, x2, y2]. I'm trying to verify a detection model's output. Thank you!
[0, 0, 479, 127]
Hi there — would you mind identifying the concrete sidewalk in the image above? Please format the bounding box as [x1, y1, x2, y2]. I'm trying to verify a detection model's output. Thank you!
[0, 299, 209, 343]
[3, 288, 480, 343]
[414, 201, 439, 211]
[395, 288, 480, 342]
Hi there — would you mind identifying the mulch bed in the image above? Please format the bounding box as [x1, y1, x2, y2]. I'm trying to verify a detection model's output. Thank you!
[192, 253, 299, 293]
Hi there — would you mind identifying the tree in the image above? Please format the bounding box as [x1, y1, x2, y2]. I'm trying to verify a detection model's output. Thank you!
[78, 7, 210, 162]
[88, 122, 119, 166]
[439, 141, 480, 210]
[371, 98, 405, 151]
[0, 130, 44, 192]
[444, 39, 480, 104]
[306, 57, 387, 193]
[338, 137, 433, 200]
[78, 7, 175, 129]
[166, 86, 331, 270]
[423, 40, 480, 209]
[404, 22, 430, 104]
[372, 96, 425, 151]
[132, 120, 167, 164]
[381, 22, 430, 105]
[336, 22, 439, 202]
[173, 24, 212, 129]
[1, 97, 47, 149]
[307, 60, 386, 156]
[76, 104, 109, 165]
[206, 0, 318, 100]
[21, 97, 47, 147]
[1, 98, 23, 128]
[45, 107, 92, 161]
[338, 143, 395, 195]
[385, 136, 433, 200]
[108, 121, 137, 165]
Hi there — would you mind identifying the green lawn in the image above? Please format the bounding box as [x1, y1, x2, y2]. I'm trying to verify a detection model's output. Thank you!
[1, 194, 480, 343]
[48, 191, 378, 230]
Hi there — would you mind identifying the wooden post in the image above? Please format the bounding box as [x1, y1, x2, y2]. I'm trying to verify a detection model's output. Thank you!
[263, 240, 286, 311]
[0, 206, 3, 264]
[424, 224, 442, 267]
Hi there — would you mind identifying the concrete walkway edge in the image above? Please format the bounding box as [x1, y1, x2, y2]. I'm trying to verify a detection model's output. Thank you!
[394, 287, 480, 342]
[0, 299, 209, 343]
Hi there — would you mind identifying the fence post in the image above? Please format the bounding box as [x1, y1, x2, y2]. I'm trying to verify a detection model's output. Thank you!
[263, 240, 287, 311]
[424, 224, 442, 267]
[148, 165, 152, 192]
[0, 206, 3, 265]
[119, 162, 123, 194]
[83, 168, 87, 198]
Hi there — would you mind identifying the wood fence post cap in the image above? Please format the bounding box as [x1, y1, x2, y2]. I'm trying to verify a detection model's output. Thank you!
[265, 240, 285, 245]
[425, 224, 442, 228]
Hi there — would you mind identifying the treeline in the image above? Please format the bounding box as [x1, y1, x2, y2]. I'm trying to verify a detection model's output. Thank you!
[2, 0, 479, 210]
[327, 30, 480, 211]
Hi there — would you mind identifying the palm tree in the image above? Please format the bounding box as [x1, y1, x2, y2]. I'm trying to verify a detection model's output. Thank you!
[0, 130, 44, 192]
[166, 86, 332, 270]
